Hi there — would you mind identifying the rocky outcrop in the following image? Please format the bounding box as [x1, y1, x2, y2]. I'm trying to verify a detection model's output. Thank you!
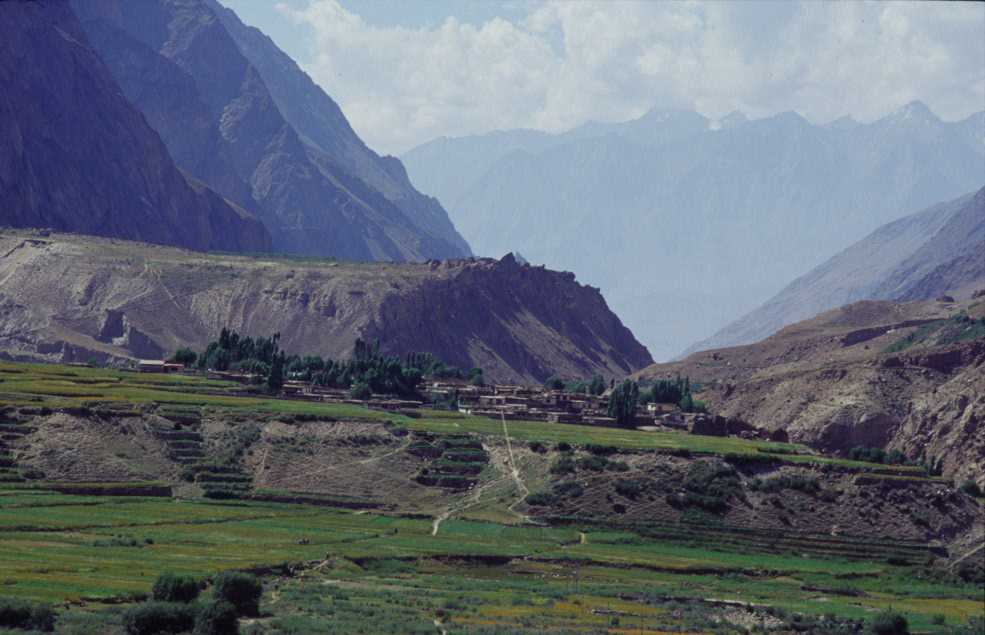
[0, 1, 270, 253]
[636, 299, 985, 487]
[71, 0, 470, 262]
[0, 230, 651, 384]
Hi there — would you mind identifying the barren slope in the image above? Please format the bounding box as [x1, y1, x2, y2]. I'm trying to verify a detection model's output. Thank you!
[636, 298, 985, 487]
[0, 230, 651, 384]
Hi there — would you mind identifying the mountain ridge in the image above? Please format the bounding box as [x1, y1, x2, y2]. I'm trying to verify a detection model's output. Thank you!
[687, 186, 985, 354]
[402, 103, 984, 360]
[72, 0, 470, 263]
[0, 229, 651, 385]
[0, 0, 270, 253]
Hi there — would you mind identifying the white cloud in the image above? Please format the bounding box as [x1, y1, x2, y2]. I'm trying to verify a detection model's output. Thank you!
[281, 0, 985, 154]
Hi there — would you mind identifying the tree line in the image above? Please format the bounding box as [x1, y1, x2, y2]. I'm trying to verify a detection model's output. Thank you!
[169, 329, 483, 398]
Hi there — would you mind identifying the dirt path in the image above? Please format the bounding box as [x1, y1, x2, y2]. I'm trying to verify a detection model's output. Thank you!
[950, 541, 984, 570]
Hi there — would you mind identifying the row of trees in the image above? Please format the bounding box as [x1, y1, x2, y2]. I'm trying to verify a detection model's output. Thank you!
[544, 374, 608, 396]
[171, 329, 482, 398]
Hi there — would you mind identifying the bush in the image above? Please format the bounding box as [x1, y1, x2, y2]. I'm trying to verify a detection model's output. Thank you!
[349, 382, 372, 400]
[555, 442, 572, 453]
[871, 611, 908, 635]
[213, 571, 262, 617]
[123, 602, 197, 635]
[614, 478, 646, 499]
[550, 455, 576, 475]
[152, 572, 201, 603]
[194, 600, 239, 635]
[524, 491, 557, 507]
[958, 479, 982, 498]
[0, 598, 55, 632]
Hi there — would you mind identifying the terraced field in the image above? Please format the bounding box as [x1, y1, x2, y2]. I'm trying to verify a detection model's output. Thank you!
[0, 361, 980, 633]
[0, 485, 981, 633]
[0, 361, 922, 472]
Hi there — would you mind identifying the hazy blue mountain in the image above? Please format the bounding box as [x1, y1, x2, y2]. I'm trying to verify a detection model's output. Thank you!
[0, 0, 270, 253]
[403, 104, 985, 360]
[687, 186, 985, 354]
[72, 0, 469, 262]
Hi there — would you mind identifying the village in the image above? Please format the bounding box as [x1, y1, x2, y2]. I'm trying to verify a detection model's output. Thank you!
[136, 359, 785, 442]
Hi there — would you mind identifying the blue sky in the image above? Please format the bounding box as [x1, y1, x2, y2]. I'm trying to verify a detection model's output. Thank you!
[219, 1, 985, 155]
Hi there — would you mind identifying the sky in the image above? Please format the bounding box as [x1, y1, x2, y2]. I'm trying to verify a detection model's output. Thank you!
[221, 0, 985, 155]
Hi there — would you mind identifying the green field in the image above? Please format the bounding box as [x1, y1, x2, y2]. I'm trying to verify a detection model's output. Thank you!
[0, 487, 981, 633]
[0, 360, 975, 633]
[0, 361, 922, 473]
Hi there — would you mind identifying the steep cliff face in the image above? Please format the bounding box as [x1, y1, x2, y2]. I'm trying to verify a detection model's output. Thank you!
[205, 0, 471, 258]
[72, 0, 470, 262]
[0, 230, 651, 384]
[636, 299, 985, 487]
[0, 0, 270, 253]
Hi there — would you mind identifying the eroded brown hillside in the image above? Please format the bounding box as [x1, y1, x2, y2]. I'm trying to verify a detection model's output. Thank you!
[636, 299, 985, 487]
[0, 230, 651, 384]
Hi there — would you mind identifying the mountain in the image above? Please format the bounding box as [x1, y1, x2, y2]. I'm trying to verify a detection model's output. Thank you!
[0, 0, 270, 253]
[635, 297, 985, 488]
[204, 0, 471, 258]
[0, 229, 652, 384]
[71, 0, 470, 262]
[690, 187, 985, 353]
[402, 104, 985, 360]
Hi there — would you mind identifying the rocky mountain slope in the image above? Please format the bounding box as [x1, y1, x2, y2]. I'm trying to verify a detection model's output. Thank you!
[690, 187, 985, 354]
[403, 105, 984, 360]
[0, 0, 270, 253]
[72, 0, 469, 262]
[0, 229, 651, 384]
[636, 297, 985, 488]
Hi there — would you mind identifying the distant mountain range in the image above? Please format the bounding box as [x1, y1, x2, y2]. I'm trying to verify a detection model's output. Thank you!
[689, 186, 985, 353]
[403, 104, 985, 360]
[0, 1, 270, 253]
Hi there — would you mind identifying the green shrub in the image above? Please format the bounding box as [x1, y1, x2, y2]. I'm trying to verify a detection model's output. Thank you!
[958, 479, 982, 497]
[0, 598, 55, 632]
[123, 602, 196, 635]
[213, 571, 262, 617]
[614, 478, 646, 499]
[194, 600, 239, 635]
[152, 572, 201, 603]
[576, 455, 609, 471]
[555, 442, 572, 452]
[871, 610, 908, 635]
[550, 455, 575, 475]
[524, 491, 557, 507]
[348, 381, 372, 400]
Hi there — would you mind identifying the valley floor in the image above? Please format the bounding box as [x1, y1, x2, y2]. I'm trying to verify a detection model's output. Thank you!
[0, 361, 981, 633]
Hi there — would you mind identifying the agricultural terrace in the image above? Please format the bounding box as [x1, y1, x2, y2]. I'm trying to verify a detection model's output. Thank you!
[0, 361, 923, 473]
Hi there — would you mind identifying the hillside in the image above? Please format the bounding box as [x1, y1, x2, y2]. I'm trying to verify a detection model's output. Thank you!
[0, 230, 651, 384]
[72, 0, 469, 262]
[691, 186, 985, 353]
[0, 0, 270, 253]
[402, 105, 984, 360]
[635, 297, 985, 488]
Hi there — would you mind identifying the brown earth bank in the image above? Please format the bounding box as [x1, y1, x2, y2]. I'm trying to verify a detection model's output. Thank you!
[635, 298, 985, 488]
[0, 230, 651, 384]
[5, 406, 981, 568]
